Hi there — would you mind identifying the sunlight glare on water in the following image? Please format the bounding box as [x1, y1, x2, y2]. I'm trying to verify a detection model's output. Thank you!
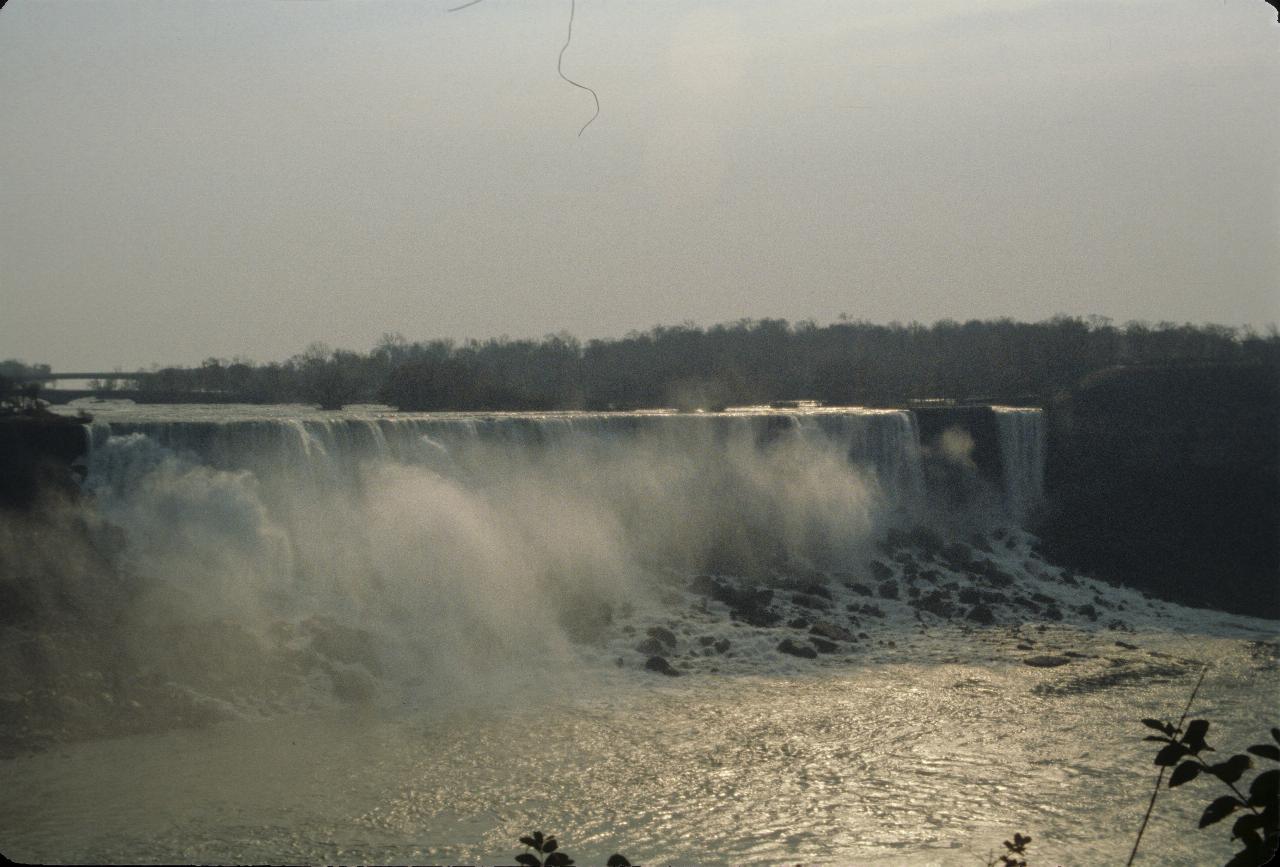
[3, 629, 1277, 866]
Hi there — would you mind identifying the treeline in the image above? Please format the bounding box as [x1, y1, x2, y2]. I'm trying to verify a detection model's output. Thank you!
[31, 317, 1280, 410]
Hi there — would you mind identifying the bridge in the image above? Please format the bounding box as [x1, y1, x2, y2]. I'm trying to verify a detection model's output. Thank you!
[31, 371, 155, 382]
[11, 370, 234, 405]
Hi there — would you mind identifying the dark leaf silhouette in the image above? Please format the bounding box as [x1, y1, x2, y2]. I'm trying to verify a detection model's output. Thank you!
[1201, 795, 1244, 828]
[1183, 719, 1210, 749]
[1170, 760, 1202, 787]
[520, 836, 538, 849]
[1155, 742, 1189, 766]
[1246, 744, 1280, 761]
[606, 856, 632, 867]
[516, 854, 541, 867]
[1232, 811, 1267, 840]
[1142, 718, 1175, 735]
[1248, 769, 1278, 807]
[1209, 755, 1253, 785]
[1272, 727, 1279, 745]
[1223, 847, 1270, 867]
[544, 853, 574, 867]
[543, 838, 558, 854]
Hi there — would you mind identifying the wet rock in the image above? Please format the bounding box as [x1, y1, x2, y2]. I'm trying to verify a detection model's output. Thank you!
[914, 591, 954, 619]
[777, 638, 818, 659]
[810, 637, 839, 654]
[1115, 640, 1139, 650]
[644, 655, 682, 676]
[731, 605, 782, 628]
[853, 603, 885, 618]
[847, 582, 874, 596]
[780, 578, 832, 600]
[713, 638, 730, 654]
[869, 560, 894, 581]
[942, 542, 976, 570]
[636, 637, 668, 655]
[809, 621, 853, 642]
[1023, 655, 1073, 668]
[698, 635, 716, 647]
[790, 592, 831, 611]
[877, 580, 899, 600]
[969, 533, 994, 554]
[919, 569, 943, 583]
[787, 616, 812, 630]
[966, 604, 995, 625]
[878, 527, 908, 554]
[688, 574, 718, 596]
[646, 626, 677, 650]
[1016, 642, 1035, 650]
[907, 525, 945, 558]
[1077, 604, 1099, 621]
[958, 587, 981, 605]
[972, 559, 1015, 588]
[1043, 605, 1064, 621]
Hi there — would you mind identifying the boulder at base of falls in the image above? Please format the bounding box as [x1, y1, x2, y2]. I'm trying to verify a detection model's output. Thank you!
[966, 604, 995, 625]
[809, 621, 853, 642]
[810, 637, 840, 654]
[636, 637, 668, 655]
[645, 626, 677, 650]
[1023, 655, 1073, 668]
[777, 638, 818, 659]
[644, 655, 682, 676]
[914, 590, 954, 619]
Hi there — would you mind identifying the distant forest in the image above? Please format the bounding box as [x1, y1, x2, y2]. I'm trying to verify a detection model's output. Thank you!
[11, 317, 1280, 411]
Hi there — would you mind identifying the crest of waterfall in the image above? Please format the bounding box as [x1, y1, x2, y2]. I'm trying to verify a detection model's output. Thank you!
[85, 409, 930, 512]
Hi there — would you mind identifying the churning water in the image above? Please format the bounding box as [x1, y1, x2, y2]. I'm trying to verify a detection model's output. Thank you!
[2, 404, 1276, 865]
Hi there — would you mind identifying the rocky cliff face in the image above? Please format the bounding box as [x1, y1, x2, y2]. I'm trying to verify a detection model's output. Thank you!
[0, 416, 89, 511]
[1035, 363, 1279, 618]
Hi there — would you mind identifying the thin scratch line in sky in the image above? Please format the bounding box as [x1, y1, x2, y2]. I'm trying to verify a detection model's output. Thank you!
[448, 0, 600, 136]
[558, 0, 600, 136]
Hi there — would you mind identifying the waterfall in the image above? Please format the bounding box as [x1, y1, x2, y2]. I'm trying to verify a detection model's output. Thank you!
[76, 408, 930, 632]
[992, 406, 1046, 523]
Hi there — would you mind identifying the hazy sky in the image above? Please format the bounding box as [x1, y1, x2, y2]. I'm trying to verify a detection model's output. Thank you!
[2, 0, 1277, 370]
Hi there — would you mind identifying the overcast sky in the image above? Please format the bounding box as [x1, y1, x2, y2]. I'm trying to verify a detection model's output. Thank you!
[2, 0, 1277, 371]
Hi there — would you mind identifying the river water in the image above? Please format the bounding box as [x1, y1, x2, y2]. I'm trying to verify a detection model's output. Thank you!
[2, 403, 1276, 865]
